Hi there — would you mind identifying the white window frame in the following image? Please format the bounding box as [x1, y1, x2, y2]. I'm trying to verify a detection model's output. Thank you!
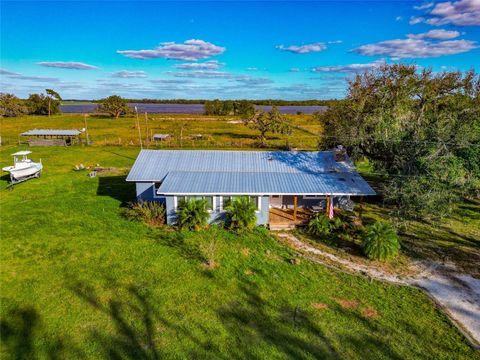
[220, 195, 261, 212]
[173, 195, 215, 212]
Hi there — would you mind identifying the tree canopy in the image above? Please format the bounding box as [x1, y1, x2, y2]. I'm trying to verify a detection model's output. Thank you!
[97, 95, 130, 118]
[0, 93, 27, 117]
[318, 64, 480, 219]
[245, 106, 291, 147]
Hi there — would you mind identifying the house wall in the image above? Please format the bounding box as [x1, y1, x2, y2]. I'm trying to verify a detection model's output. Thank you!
[164, 195, 270, 226]
[135, 182, 155, 201]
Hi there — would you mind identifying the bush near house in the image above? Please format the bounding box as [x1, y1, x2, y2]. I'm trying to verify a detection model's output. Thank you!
[224, 196, 257, 232]
[307, 213, 343, 238]
[122, 201, 166, 227]
[361, 221, 400, 261]
[176, 198, 211, 231]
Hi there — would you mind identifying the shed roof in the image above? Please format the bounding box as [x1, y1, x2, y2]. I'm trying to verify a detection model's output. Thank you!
[21, 129, 83, 137]
[158, 171, 375, 196]
[126, 150, 375, 196]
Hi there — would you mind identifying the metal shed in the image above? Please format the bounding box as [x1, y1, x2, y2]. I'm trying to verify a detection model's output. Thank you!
[21, 129, 83, 146]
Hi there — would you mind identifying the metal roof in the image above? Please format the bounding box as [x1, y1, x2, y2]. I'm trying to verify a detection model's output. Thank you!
[126, 150, 356, 182]
[158, 171, 376, 196]
[153, 134, 170, 140]
[126, 150, 375, 196]
[21, 129, 83, 136]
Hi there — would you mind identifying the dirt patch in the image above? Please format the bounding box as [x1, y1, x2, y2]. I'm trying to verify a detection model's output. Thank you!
[244, 269, 254, 276]
[362, 307, 379, 318]
[336, 298, 360, 309]
[202, 260, 219, 270]
[241, 248, 250, 256]
[312, 303, 329, 310]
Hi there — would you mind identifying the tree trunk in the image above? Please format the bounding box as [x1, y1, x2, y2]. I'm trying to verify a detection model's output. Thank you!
[48, 98, 51, 117]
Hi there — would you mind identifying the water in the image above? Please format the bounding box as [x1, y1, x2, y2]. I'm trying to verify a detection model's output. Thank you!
[61, 103, 328, 115]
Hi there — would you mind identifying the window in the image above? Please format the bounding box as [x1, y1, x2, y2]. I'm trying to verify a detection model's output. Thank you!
[175, 195, 214, 212]
[303, 195, 323, 199]
[221, 196, 261, 211]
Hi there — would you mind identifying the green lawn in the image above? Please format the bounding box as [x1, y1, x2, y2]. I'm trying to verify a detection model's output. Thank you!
[1, 145, 479, 359]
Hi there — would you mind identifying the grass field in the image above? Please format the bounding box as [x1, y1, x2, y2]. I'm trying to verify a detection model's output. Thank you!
[0, 113, 320, 150]
[1, 115, 479, 359]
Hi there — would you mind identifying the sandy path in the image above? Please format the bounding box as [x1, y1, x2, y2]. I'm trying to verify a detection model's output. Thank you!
[277, 233, 480, 349]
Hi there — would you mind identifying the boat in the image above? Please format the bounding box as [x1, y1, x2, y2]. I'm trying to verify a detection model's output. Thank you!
[2, 150, 43, 184]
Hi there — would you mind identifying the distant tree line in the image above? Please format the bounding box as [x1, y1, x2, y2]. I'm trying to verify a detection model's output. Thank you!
[0, 89, 62, 117]
[317, 64, 480, 219]
[204, 100, 256, 117]
[63, 98, 344, 106]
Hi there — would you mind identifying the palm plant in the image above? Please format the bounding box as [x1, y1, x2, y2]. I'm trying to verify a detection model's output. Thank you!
[306, 213, 342, 237]
[176, 198, 211, 231]
[361, 221, 399, 261]
[224, 196, 257, 232]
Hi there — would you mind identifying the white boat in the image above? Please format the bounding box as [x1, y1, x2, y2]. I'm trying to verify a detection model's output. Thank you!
[2, 151, 43, 184]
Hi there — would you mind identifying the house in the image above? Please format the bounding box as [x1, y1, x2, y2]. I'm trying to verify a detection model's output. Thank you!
[126, 149, 376, 228]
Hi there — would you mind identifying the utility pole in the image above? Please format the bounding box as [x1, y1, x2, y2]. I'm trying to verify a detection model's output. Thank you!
[83, 114, 90, 145]
[144, 112, 149, 148]
[135, 107, 143, 149]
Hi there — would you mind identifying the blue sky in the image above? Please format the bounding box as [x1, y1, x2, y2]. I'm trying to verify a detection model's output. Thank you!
[1, 0, 479, 99]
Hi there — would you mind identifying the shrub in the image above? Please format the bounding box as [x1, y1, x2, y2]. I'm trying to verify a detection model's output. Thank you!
[177, 198, 211, 231]
[225, 196, 257, 232]
[123, 201, 165, 227]
[307, 213, 342, 237]
[361, 221, 399, 261]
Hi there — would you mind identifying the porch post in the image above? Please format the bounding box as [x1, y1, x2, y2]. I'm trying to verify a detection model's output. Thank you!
[293, 195, 298, 223]
[325, 195, 330, 216]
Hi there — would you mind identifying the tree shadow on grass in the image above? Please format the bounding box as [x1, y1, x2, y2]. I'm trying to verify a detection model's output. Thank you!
[152, 230, 208, 264]
[68, 278, 228, 359]
[0, 305, 83, 360]
[97, 175, 136, 205]
[217, 279, 404, 360]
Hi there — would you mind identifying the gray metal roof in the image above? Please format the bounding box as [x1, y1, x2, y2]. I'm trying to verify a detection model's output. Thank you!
[127, 150, 356, 181]
[21, 129, 83, 136]
[158, 171, 376, 195]
[126, 150, 375, 196]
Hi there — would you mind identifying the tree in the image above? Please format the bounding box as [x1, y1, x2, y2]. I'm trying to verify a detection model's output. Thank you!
[224, 196, 257, 232]
[0, 93, 27, 117]
[245, 106, 291, 147]
[233, 100, 255, 118]
[97, 95, 129, 118]
[317, 64, 480, 219]
[45, 89, 62, 117]
[176, 198, 211, 231]
[204, 99, 234, 115]
[361, 222, 399, 261]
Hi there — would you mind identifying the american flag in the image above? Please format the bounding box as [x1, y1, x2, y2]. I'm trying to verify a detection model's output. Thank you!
[328, 195, 334, 219]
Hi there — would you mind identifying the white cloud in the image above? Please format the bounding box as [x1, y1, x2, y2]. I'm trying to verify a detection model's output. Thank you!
[276, 42, 327, 54]
[111, 70, 147, 78]
[117, 39, 225, 61]
[175, 60, 224, 70]
[312, 60, 386, 73]
[407, 29, 461, 39]
[289, 68, 302, 72]
[413, 0, 480, 26]
[354, 38, 477, 59]
[396, 16, 403, 21]
[1, 68, 59, 82]
[409, 16, 426, 24]
[414, 2, 434, 10]
[173, 70, 232, 79]
[246, 67, 258, 71]
[37, 61, 98, 70]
